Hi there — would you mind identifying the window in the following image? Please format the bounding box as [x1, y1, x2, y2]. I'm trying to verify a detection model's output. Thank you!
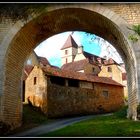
[66, 58, 68, 63]
[22, 81, 25, 102]
[92, 67, 95, 73]
[68, 79, 79, 87]
[108, 67, 112, 72]
[50, 76, 65, 86]
[65, 50, 68, 55]
[102, 90, 109, 99]
[34, 77, 37, 85]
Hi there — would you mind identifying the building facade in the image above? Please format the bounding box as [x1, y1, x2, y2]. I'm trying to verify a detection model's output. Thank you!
[61, 35, 128, 98]
[25, 65, 124, 118]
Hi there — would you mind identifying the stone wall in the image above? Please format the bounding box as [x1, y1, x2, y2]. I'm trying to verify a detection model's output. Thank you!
[47, 77, 124, 118]
[25, 65, 47, 104]
[103, 3, 140, 25]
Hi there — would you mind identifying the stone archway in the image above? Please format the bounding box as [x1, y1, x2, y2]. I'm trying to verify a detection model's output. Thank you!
[0, 4, 139, 129]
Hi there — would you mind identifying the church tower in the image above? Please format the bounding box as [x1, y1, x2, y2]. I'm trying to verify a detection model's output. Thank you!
[61, 35, 78, 65]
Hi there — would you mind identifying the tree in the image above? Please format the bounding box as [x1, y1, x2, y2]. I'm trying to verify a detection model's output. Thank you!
[84, 32, 123, 63]
[128, 24, 140, 43]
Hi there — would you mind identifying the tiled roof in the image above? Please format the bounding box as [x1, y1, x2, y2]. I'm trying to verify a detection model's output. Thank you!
[104, 58, 119, 66]
[22, 65, 34, 80]
[60, 35, 78, 50]
[37, 56, 50, 66]
[83, 51, 105, 63]
[61, 53, 117, 71]
[61, 59, 89, 71]
[83, 51, 118, 65]
[42, 66, 124, 87]
[61, 53, 118, 72]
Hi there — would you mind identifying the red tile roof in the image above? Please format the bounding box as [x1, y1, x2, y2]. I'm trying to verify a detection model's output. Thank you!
[83, 52, 119, 65]
[61, 59, 90, 71]
[42, 66, 124, 87]
[61, 35, 78, 50]
[61, 54, 119, 72]
[104, 58, 119, 65]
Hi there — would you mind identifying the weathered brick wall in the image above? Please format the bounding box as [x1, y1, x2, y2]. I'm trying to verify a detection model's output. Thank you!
[94, 83, 124, 112]
[103, 3, 140, 25]
[47, 78, 124, 118]
[0, 18, 16, 123]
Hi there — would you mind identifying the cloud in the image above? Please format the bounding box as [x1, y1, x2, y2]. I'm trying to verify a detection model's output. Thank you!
[34, 31, 72, 59]
[99, 40, 123, 63]
[49, 57, 61, 67]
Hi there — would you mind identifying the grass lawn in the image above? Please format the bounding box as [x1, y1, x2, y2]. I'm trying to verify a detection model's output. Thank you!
[40, 106, 140, 137]
[7, 103, 55, 136]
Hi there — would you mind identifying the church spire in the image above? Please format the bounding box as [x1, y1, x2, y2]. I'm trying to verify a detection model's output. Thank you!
[61, 34, 79, 65]
[60, 34, 78, 50]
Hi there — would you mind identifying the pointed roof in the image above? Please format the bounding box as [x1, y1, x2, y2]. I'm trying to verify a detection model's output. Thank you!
[60, 35, 78, 50]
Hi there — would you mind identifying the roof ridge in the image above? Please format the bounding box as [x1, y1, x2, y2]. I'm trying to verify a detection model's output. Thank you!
[61, 35, 78, 50]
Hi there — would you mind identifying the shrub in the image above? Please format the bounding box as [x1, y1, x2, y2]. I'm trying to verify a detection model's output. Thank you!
[114, 105, 128, 118]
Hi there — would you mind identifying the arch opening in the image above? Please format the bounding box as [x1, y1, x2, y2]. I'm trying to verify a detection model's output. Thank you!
[0, 7, 138, 129]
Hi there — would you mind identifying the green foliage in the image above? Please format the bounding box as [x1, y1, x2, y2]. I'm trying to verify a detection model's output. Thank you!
[22, 104, 49, 124]
[132, 24, 140, 36]
[113, 105, 128, 118]
[128, 34, 139, 43]
[128, 24, 140, 43]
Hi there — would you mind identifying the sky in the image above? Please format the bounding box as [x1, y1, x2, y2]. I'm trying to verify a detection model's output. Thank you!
[34, 31, 123, 67]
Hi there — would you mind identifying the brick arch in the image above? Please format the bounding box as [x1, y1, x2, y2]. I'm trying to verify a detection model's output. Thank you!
[0, 5, 139, 129]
